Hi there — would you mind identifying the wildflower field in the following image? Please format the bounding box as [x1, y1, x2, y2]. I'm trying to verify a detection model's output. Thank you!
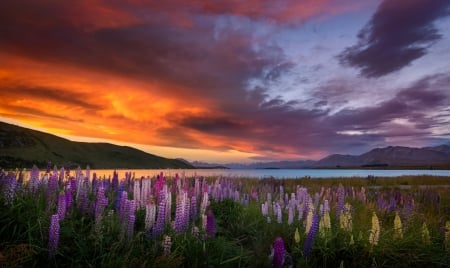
[1, 166, 450, 267]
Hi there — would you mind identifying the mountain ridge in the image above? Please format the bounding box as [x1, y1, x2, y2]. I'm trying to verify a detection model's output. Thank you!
[191, 145, 450, 169]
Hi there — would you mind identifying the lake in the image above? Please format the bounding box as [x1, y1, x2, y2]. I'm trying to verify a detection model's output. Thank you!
[88, 169, 450, 179]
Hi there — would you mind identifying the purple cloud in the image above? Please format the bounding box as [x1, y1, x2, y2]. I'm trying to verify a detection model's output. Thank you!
[339, 0, 450, 77]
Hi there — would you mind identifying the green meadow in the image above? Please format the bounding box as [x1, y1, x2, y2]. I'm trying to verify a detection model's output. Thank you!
[1, 168, 449, 267]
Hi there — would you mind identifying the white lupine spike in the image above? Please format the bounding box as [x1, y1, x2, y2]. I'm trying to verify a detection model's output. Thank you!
[145, 203, 156, 230]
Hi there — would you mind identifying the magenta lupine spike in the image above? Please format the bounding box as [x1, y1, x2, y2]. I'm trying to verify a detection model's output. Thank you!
[206, 209, 216, 237]
[303, 213, 319, 257]
[48, 214, 60, 257]
[272, 237, 285, 268]
[57, 191, 66, 220]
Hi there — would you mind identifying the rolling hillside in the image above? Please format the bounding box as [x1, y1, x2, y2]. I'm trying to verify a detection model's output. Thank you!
[0, 122, 193, 169]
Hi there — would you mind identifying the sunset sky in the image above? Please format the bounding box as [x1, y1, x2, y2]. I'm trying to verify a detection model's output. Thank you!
[1, 0, 449, 163]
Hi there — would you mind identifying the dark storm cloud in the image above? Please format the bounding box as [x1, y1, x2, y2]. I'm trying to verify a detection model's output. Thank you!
[339, 0, 450, 77]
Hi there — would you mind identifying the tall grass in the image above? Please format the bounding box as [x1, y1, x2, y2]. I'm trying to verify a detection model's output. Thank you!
[0, 167, 449, 267]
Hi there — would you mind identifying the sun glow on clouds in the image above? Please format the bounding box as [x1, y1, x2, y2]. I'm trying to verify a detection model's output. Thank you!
[1, 0, 449, 162]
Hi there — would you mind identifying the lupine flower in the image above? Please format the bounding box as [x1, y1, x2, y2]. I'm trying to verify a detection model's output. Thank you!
[305, 208, 313, 234]
[127, 214, 135, 239]
[48, 214, 60, 257]
[77, 186, 88, 214]
[319, 211, 331, 239]
[369, 212, 380, 246]
[444, 221, 450, 250]
[294, 227, 300, 243]
[2, 173, 17, 204]
[200, 191, 209, 216]
[272, 237, 285, 268]
[287, 205, 294, 225]
[57, 191, 66, 220]
[336, 184, 345, 218]
[29, 165, 40, 194]
[339, 203, 352, 233]
[174, 192, 188, 233]
[393, 212, 403, 239]
[276, 203, 282, 224]
[65, 189, 73, 211]
[95, 187, 108, 224]
[145, 202, 156, 231]
[422, 222, 431, 245]
[153, 188, 167, 238]
[190, 194, 198, 222]
[46, 172, 59, 206]
[206, 209, 216, 237]
[46, 161, 52, 173]
[304, 213, 319, 257]
[162, 235, 172, 256]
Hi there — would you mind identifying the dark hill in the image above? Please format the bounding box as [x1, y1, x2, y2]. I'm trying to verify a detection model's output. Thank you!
[0, 122, 193, 169]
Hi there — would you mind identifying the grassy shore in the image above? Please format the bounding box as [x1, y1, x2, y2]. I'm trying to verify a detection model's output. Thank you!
[1, 168, 449, 267]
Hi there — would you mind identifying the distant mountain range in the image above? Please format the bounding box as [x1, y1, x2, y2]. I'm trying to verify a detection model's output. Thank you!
[1, 121, 449, 170]
[0, 122, 193, 169]
[191, 145, 450, 169]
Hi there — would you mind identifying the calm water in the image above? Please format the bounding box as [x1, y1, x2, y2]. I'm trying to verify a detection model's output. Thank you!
[88, 169, 450, 179]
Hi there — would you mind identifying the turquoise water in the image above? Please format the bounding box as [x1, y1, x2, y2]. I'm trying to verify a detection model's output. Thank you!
[89, 169, 450, 179]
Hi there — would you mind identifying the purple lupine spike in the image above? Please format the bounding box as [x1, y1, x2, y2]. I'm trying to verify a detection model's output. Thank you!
[2, 173, 17, 204]
[65, 189, 73, 211]
[119, 190, 129, 220]
[29, 165, 40, 194]
[48, 214, 60, 257]
[303, 213, 319, 257]
[174, 194, 184, 233]
[46, 161, 52, 173]
[46, 172, 59, 206]
[77, 186, 88, 214]
[153, 188, 167, 238]
[127, 214, 135, 239]
[272, 237, 285, 268]
[95, 187, 108, 223]
[336, 184, 345, 218]
[206, 209, 216, 237]
[57, 191, 66, 220]
[111, 170, 119, 191]
[388, 197, 396, 212]
[190, 194, 198, 222]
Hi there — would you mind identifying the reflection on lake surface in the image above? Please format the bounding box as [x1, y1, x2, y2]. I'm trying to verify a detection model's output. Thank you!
[87, 169, 450, 179]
